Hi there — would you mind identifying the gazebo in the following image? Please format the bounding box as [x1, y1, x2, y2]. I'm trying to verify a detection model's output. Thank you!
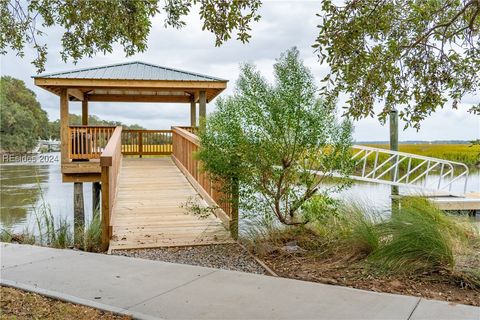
[33, 62, 234, 250]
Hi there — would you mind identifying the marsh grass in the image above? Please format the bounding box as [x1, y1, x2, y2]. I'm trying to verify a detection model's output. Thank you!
[0, 227, 35, 244]
[1, 188, 104, 252]
[78, 208, 103, 252]
[365, 143, 480, 168]
[33, 197, 72, 248]
[371, 198, 473, 274]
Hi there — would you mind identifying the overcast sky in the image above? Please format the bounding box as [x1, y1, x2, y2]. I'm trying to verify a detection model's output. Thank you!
[1, 1, 478, 142]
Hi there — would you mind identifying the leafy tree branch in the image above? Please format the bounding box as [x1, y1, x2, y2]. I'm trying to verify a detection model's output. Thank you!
[1, 0, 262, 72]
[315, 0, 480, 129]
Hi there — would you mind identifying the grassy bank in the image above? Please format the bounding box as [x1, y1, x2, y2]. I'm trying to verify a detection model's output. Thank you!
[243, 197, 480, 306]
[0, 198, 103, 252]
[365, 143, 480, 168]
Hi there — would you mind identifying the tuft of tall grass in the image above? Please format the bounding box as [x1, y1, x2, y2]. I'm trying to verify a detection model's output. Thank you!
[371, 197, 473, 274]
[78, 209, 103, 252]
[340, 203, 382, 256]
[33, 198, 72, 249]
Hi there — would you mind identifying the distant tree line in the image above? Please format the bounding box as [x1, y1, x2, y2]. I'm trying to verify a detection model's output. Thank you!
[47, 114, 145, 141]
[0, 76, 144, 153]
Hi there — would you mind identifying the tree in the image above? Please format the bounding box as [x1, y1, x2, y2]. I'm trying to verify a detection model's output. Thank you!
[198, 48, 354, 226]
[314, 0, 480, 129]
[0, 76, 49, 152]
[1, 0, 261, 72]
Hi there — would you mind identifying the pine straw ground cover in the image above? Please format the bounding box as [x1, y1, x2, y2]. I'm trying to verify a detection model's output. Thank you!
[243, 198, 480, 306]
[0, 287, 130, 320]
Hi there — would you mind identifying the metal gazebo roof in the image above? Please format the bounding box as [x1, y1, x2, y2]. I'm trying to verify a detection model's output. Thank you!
[34, 61, 227, 103]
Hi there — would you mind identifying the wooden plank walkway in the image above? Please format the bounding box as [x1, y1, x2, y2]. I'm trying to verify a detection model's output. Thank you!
[109, 157, 233, 250]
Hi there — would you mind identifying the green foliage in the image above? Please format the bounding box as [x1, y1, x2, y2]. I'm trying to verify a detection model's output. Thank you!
[315, 0, 480, 129]
[79, 210, 103, 252]
[0, 76, 49, 152]
[304, 198, 381, 256]
[248, 196, 479, 288]
[371, 198, 472, 274]
[0, 227, 35, 244]
[1, 186, 104, 252]
[1, 0, 261, 72]
[33, 194, 72, 248]
[198, 48, 354, 226]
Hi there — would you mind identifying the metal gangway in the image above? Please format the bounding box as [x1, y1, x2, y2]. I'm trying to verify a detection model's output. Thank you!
[349, 145, 470, 197]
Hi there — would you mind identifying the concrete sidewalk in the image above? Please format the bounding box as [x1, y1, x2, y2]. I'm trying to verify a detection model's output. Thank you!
[1, 243, 478, 320]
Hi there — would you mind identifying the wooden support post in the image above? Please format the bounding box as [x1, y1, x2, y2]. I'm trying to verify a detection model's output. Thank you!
[74, 182, 85, 244]
[230, 178, 239, 240]
[82, 99, 88, 125]
[390, 108, 399, 212]
[92, 182, 101, 213]
[199, 90, 206, 129]
[138, 131, 143, 158]
[60, 89, 69, 163]
[101, 166, 110, 250]
[190, 96, 197, 127]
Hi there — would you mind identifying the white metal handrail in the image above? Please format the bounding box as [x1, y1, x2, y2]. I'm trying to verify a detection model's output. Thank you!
[349, 145, 469, 197]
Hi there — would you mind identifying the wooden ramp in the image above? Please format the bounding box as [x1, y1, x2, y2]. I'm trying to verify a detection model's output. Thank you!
[109, 157, 233, 250]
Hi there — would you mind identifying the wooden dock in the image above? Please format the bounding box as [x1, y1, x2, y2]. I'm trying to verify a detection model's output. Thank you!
[429, 192, 480, 212]
[109, 157, 233, 250]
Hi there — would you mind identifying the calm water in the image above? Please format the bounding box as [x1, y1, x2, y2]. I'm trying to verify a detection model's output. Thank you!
[1, 152, 479, 232]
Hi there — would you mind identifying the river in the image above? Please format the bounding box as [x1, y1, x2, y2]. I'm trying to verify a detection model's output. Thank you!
[1, 152, 479, 232]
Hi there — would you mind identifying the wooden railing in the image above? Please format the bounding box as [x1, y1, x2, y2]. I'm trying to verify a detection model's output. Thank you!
[68, 126, 116, 160]
[177, 126, 198, 135]
[171, 126, 237, 236]
[122, 130, 173, 156]
[100, 126, 122, 249]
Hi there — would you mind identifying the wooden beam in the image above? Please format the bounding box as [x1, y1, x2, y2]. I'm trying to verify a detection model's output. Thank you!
[60, 89, 69, 163]
[62, 173, 101, 183]
[62, 161, 101, 174]
[190, 96, 197, 127]
[87, 94, 191, 103]
[82, 99, 88, 125]
[192, 91, 200, 103]
[199, 90, 206, 127]
[35, 78, 227, 90]
[67, 88, 84, 101]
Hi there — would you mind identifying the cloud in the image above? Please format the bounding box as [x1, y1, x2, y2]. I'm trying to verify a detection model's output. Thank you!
[1, 1, 478, 141]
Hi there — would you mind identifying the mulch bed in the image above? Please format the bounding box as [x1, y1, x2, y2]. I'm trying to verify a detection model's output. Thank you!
[259, 250, 480, 307]
[0, 286, 130, 320]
